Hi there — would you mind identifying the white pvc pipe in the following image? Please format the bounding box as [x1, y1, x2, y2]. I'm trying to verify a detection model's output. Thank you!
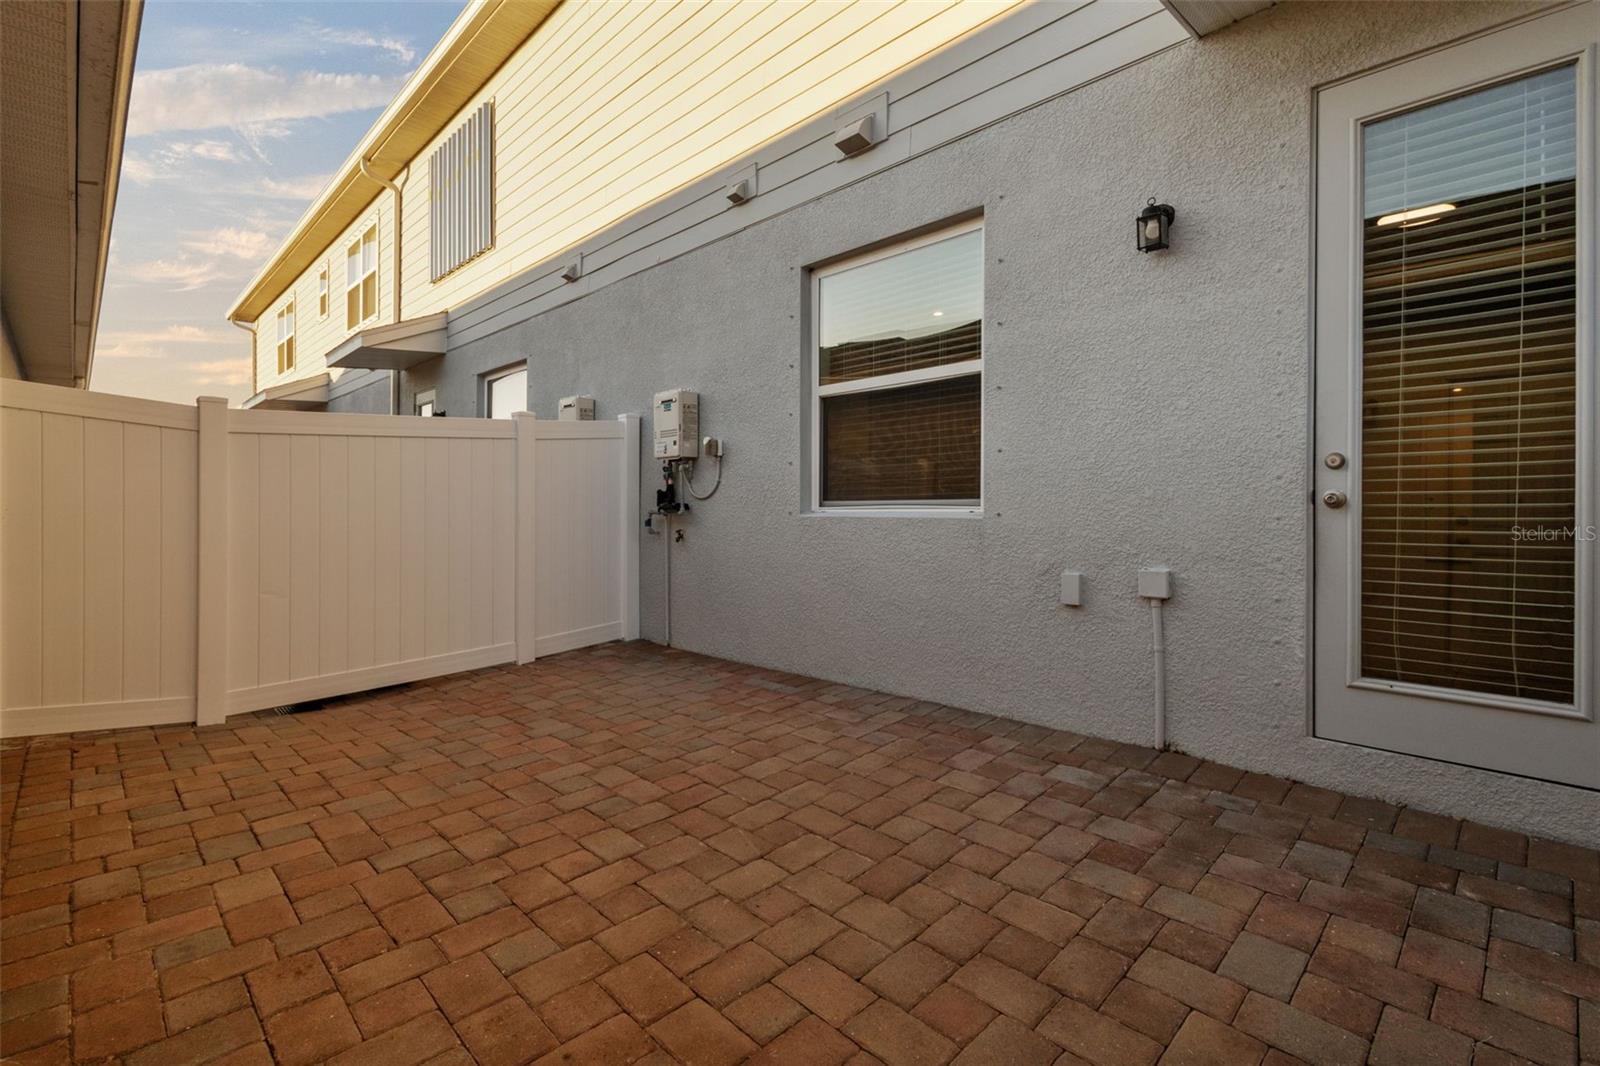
[663, 514, 672, 647]
[1150, 598, 1167, 749]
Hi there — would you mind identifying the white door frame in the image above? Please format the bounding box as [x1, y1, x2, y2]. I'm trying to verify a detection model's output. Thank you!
[1311, 3, 1599, 787]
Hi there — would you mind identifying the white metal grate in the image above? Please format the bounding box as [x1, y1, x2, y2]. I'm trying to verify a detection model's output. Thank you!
[430, 101, 495, 281]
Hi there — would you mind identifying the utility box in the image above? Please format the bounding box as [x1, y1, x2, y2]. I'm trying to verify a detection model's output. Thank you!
[653, 389, 699, 459]
[558, 395, 595, 421]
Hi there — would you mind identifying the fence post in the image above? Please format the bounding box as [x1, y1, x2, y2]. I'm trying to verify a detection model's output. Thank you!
[617, 414, 641, 641]
[514, 411, 538, 664]
[195, 397, 230, 726]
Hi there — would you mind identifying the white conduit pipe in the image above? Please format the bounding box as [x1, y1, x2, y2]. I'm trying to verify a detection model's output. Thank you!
[1150, 598, 1166, 750]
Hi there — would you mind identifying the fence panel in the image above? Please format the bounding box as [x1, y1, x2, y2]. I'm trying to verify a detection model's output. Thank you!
[0, 382, 200, 734]
[0, 378, 642, 738]
[525, 418, 639, 657]
[222, 411, 519, 717]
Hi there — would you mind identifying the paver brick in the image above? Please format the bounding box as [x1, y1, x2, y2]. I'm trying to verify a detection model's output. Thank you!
[1159, 1009, 1267, 1065]
[1368, 1006, 1473, 1066]
[7, 643, 1598, 1066]
[1234, 991, 1370, 1066]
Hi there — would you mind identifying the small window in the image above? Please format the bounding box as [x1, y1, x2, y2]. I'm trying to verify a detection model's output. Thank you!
[431, 100, 495, 281]
[318, 265, 329, 317]
[275, 299, 296, 374]
[346, 224, 378, 329]
[415, 390, 436, 417]
[811, 220, 983, 511]
[483, 364, 527, 419]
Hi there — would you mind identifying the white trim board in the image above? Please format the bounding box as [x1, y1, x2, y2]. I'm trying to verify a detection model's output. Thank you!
[0, 697, 196, 739]
[226, 643, 518, 717]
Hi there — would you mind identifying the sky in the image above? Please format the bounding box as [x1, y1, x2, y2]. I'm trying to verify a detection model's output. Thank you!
[91, 0, 464, 405]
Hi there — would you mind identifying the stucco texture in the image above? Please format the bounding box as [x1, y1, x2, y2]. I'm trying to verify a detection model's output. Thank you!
[417, 1, 1598, 845]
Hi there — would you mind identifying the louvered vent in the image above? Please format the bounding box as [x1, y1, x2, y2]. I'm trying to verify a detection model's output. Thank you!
[430, 101, 495, 281]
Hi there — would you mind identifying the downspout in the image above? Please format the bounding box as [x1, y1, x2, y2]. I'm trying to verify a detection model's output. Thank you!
[228, 317, 256, 398]
[359, 155, 406, 414]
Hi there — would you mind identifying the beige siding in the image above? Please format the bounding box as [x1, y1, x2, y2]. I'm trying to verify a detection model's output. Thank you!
[254, 198, 396, 390]
[250, 0, 1024, 377]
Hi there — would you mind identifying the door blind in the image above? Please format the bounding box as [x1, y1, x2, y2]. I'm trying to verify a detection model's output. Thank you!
[1358, 63, 1578, 703]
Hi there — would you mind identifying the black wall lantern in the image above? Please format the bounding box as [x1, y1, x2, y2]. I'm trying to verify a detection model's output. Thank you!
[1136, 198, 1175, 252]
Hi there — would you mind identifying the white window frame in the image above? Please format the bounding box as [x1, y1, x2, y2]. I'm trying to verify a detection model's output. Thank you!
[346, 222, 378, 329]
[317, 263, 329, 318]
[482, 362, 528, 419]
[808, 218, 985, 517]
[275, 298, 295, 374]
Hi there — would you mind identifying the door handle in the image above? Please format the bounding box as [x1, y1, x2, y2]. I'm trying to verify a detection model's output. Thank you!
[1322, 491, 1347, 509]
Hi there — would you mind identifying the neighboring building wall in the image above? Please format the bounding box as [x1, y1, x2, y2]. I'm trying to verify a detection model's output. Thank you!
[417, 0, 1597, 843]
[1, 315, 21, 380]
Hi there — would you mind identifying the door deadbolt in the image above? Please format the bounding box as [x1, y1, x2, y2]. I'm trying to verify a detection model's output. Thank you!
[1324, 452, 1347, 470]
[1322, 491, 1348, 509]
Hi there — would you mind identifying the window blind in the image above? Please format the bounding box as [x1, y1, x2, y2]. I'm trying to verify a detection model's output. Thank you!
[822, 375, 981, 503]
[1359, 64, 1578, 703]
[820, 228, 983, 384]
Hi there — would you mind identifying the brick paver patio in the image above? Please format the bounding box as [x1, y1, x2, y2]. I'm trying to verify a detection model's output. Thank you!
[2, 642, 1596, 1065]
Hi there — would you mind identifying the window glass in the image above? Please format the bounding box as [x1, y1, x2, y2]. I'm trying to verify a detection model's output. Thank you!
[486, 368, 527, 419]
[1358, 64, 1578, 702]
[814, 224, 983, 508]
[819, 228, 983, 385]
[823, 375, 980, 503]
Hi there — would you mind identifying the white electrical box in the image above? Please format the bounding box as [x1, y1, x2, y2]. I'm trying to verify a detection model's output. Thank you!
[1137, 567, 1173, 600]
[558, 395, 595, 421]
[653, 389, 699, 459]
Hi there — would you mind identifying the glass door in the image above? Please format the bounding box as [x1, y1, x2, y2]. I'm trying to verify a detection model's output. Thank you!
[1312, 4, 1597, 786]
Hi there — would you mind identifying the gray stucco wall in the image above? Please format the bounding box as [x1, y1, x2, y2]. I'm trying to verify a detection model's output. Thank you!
[327, 369, 395, 415]
[409, 1, 1597, 845]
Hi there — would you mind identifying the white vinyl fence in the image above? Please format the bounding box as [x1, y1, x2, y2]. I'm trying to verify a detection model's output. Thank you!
[0, 379, 639, 737]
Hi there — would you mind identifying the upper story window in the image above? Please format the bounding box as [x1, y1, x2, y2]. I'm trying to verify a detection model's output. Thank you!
[346, 224, 377, 329]
[811, 220, 984, 512]
[430, 100, 495, 281]
[275, 299, 296, 374]
[317, 264, 329, 317]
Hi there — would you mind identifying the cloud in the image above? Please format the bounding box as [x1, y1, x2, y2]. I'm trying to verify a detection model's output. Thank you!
[96, 324, 240, 361]
[173, 140, 241, 162]
[306, 25, 417, 64]
[250, 172, 334, 203]
[118, 225, 285, 292]
[122, 257, 227, 291]
[187, 359, 253, 388]
[128, 63, 408, 136]
[181, 227, 277, 261]
[121, 138, 249, 183]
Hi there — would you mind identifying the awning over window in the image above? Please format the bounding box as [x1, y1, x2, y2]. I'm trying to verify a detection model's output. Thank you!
[325, 312, 448, 371]
[242, 372, 330, 410]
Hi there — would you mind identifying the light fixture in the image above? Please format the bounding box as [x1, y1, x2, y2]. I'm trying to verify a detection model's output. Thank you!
[932, 310, 944, 317]
[1137, 198, 1175, 253]
[1376, 202, 1456, 227]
